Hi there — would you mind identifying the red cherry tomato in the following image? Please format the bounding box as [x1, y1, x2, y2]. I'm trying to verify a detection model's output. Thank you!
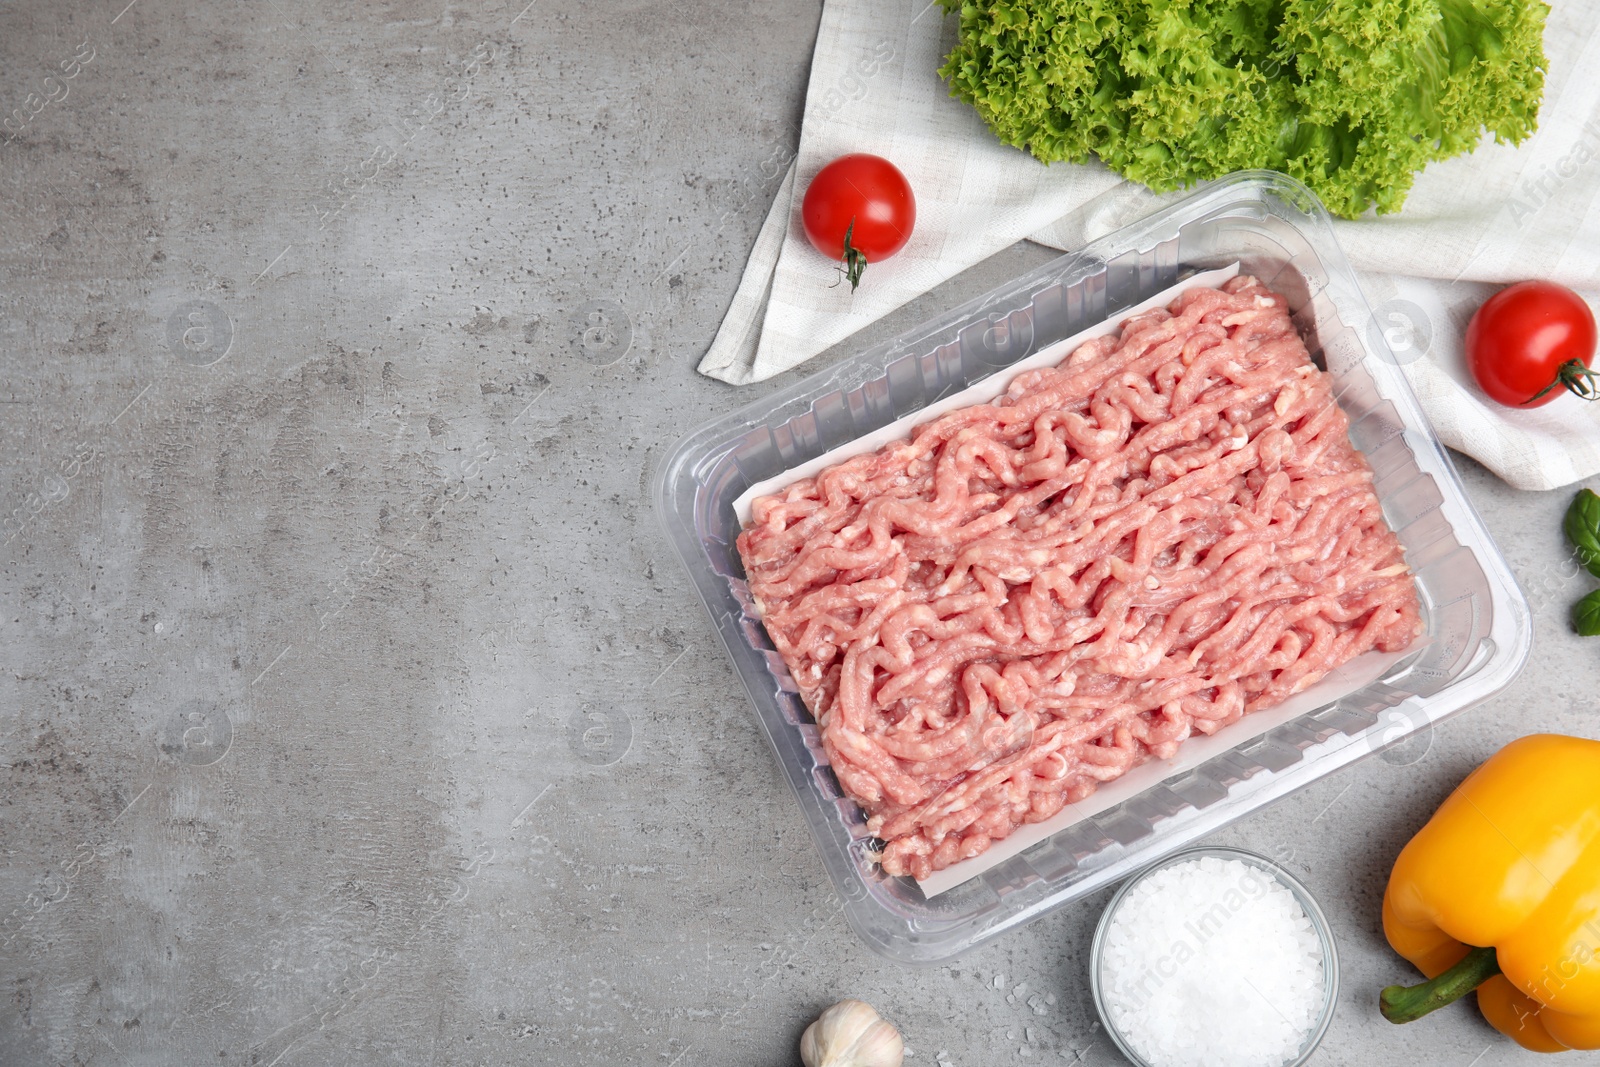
[1465, 281, 1598, 407]
[801, 154, 916, 291]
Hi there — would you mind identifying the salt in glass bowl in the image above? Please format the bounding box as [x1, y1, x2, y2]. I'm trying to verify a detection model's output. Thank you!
[1089, 845, 1340, 1067]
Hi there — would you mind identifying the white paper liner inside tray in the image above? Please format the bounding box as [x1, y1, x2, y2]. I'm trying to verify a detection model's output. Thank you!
[729, 262, 1421, 898]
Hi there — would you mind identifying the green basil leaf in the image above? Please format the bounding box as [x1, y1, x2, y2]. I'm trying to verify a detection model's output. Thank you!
[1563, 488, 1600, 579]
[1573, 590, 1600, 637]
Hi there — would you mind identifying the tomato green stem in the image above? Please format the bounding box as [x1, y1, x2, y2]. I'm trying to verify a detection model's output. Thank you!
[1380, 945, 1501, 1024]
[841, 219, 868, 292]
[1526, 359, 1600, 404]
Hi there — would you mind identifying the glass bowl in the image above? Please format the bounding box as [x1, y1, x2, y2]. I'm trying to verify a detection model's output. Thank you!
[1089, 845, 1340, 1067]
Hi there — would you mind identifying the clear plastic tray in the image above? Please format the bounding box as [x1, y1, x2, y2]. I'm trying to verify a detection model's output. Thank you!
[655, 171, 1531, 964]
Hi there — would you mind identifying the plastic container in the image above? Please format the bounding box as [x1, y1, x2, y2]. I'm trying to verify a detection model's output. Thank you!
[655, 171, 1530, 964]
[1089, 846, 1339, 1067]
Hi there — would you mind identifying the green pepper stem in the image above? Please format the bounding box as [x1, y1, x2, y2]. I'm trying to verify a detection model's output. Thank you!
[1380, 945, 1502, 1024]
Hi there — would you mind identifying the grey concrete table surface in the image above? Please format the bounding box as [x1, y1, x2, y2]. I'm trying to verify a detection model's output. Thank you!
[0, 2, 1594, 1065]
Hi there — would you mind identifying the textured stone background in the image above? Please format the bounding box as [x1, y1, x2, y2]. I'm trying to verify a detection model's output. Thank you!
[0, 2, 1594, 1065]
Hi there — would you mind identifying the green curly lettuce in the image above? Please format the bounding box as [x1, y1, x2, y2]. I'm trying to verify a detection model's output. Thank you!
[937, 0, 1548, 217]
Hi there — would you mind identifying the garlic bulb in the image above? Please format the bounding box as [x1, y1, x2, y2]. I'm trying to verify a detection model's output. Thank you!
[799, 999, 904, 1067]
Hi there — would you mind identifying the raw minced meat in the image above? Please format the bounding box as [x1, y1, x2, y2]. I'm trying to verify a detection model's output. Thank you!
[736, 276, 1421, 881]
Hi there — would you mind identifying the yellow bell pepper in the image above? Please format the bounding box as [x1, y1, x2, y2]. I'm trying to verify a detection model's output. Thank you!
[1380, 734, 1600, 1052]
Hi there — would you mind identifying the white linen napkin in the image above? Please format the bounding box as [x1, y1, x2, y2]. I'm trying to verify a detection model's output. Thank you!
[697, 0, 1600, 492]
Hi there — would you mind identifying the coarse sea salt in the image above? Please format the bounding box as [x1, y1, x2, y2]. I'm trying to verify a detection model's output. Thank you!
[1099, 855, 1325, 1067]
